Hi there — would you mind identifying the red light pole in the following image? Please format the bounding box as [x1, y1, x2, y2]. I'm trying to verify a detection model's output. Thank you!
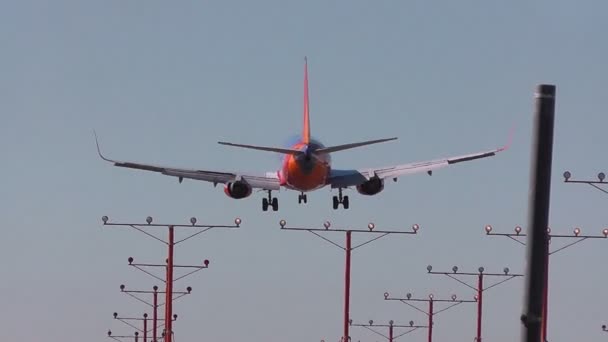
[102, 215, 241, 342]
[484, 224, 608, 342]
[383, 292, 475, 342]
[425, 265, 523, 342]
[117, 284, 184, 342]
[349, 319, 428, 342]
[279, 219, 420, 342]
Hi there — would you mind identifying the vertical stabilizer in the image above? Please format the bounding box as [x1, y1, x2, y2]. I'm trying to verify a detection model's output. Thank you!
[302, 57, 311, 144]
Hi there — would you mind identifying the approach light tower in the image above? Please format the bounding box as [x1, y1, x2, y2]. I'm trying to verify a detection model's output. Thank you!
[279, 219, 420, 342]
[425, 265, 523, 342]
[349, 319, 428, 342]
[484, 224, 608, 342]
[383, 292, 476, 342]
[111, 311, 177, 342]
[115, 284, 184, 342]
[101, 215, 241, 342]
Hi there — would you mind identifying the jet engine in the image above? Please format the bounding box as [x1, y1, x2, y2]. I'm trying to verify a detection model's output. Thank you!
[356, 177, 384, 196]
[224, 181, 252, 199]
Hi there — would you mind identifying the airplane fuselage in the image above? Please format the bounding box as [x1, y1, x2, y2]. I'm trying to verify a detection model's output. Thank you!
[278, 139, 332, 191]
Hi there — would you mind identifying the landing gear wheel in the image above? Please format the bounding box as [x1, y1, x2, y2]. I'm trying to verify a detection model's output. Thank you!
[263, 190, 278, 212]
[332, 188, 350, 209]
[298, 193, 308, 204]
[272, 197, 279, 211]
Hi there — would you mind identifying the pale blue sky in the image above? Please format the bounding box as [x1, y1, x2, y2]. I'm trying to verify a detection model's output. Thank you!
[1, 1, 607, 341]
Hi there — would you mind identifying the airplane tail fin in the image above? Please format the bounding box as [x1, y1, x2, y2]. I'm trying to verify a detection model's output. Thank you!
[302, 57, 311, 144]
[218, 59, 397, 157]
[314, 137, 398, 154]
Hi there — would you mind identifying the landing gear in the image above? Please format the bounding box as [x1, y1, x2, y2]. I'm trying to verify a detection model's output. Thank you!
[332, 188, 349, 210]
[262, 190, 278, 211]
[298, 192, 308, 204]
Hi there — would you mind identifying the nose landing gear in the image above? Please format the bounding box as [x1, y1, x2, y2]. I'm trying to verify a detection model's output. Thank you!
[298, 192, 308, 204]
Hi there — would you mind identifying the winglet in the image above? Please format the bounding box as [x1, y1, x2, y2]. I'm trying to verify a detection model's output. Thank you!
[93, 130, 114, 162]
[498, 125, 516, 152]
[302, 56, 311, 144]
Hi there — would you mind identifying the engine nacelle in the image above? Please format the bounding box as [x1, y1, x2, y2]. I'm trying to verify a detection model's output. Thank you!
[356, 177, 384, 196]
[224, 181, 252, 199]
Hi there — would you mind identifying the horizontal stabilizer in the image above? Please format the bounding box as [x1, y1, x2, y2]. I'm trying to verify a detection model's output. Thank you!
[218, 141, 304, 155]
[314, 137, 397, 154]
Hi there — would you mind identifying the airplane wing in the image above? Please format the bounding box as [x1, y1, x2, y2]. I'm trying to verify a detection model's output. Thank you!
[328, 138, 511, 189]
[94, 133, 280, 190]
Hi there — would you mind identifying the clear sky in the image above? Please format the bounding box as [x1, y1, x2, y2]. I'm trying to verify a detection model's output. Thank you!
[2, 1, 607, 341]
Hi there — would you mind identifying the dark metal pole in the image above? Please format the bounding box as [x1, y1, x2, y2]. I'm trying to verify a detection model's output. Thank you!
[477, 273, 483, 342]
[428, 299, 433, 342]
[541, 251, 549, 341]
[343, 231, 352, 342]
[389, 323, 394, 342]
[521, 84, 556, 342]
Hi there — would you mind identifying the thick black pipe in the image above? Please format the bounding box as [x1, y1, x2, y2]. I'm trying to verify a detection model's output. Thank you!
[521, 84, 556, 342]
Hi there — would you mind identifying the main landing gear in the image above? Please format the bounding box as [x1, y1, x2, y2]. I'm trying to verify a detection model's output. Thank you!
[298, 192, 308, 204]
[332, 188, 349, 210]
[262, 190, 278, 211]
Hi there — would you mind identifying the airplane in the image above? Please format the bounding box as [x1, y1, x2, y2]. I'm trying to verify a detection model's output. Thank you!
[95, 58, 511, 212]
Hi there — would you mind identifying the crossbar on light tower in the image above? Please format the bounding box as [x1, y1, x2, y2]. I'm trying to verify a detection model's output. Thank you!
[484, 224, 608, 341]
[383, 292, 475, 342]
[101, 215, 241, 342]
[112, 312, 172, 342]
[349, 319, 428, 342]
[425, 265, 523, 342]
[562, 171, 608, 195]
[107, 330, 140, 342]
[279, 219, 420, 342]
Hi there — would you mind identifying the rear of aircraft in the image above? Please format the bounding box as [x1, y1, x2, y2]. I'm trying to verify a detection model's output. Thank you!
[217, 57, 397, 159]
